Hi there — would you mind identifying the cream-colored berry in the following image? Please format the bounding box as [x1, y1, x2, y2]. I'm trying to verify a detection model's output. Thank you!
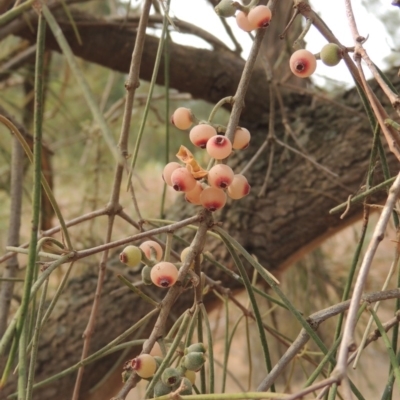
[119, 245, 142, 267]
[131, 354, 157, 378]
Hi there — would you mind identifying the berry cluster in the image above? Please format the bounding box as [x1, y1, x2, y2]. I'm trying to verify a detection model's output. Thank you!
[215, 1, 272, 32]
[167, 107, 251, 212]
[289, 43, 343, 78]
[119, 243, 205, 288]
[127, 342, 207, 396]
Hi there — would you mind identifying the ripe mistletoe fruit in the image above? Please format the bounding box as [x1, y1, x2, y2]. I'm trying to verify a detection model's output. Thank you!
[200, 187, 227, 212]
[236, 11, 253, 32]
[189, 124, 217, 148]
[247, 5, 272, 29]
[162, 162, 182, 186]
[131, 354, 157, 378]
[233, 127, 251, 150]
[206, 135, 232, 160]
[170, 167, 197, 192]
[207, 164, 234, 189]
[320, 43, 342, 66]
[151, 261, 179, 288]
[289, 49, 317, 78]
[185, 182, 203, 205]
[227, 174, 250, 200]
[171, 107, 193, 130]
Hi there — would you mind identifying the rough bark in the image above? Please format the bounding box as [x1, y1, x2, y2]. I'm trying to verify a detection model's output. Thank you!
[1, 4, 399, 400]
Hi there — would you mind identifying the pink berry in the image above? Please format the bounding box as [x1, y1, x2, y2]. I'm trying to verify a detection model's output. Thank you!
[185, 182, 203, 205]
[151, 261, 179, 288]
[131, 354, 157, 378]
[236, 11, 253, 32]
[140, 240, 163, 261]
[227, 174, 250, 200]
[207, 164, 234, 189]
[171, 107, 193, 130]
[189, 124, 217, 148]
[206, 136, 232, 160]
[247, 5, 272, 29]
[162, 162, 182, 186]
[289, 49, 317, 78]
[170, 167, 197, 192]
[233, 127, 251, 150]
[200, 187, 227, 212]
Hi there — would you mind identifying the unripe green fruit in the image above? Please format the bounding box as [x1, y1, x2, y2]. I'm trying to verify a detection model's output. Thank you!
[320, 43, 342, 66]
[119, 245, 142, 267]
[185, 342, 207, 354]
[215, 0, 236, 18]
[141, 265, 152, 285]
[182, 352, 206, 371]
[154, 380, 171, 396]
[173, 377, 193, 395]
[161, 367, 182, 387]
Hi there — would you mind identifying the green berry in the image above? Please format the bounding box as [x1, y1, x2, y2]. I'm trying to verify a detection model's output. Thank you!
[162, 367, 182, 387]
[119, 245, 142, 267]
[215, 0, 236, 18]
[185, 342, 207, 354]
[141, 265, 152, 285]
[154, 380, 171, 396]
[182, 352, 206, 371]
[173, 377, 193, 395]
[320, 43, 342, 67]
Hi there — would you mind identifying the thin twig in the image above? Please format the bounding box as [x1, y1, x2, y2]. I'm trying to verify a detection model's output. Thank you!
[334, 173, 400, 379]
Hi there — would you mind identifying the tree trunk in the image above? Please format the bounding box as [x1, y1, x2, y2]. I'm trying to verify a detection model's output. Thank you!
[1, 3, 399, 400]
